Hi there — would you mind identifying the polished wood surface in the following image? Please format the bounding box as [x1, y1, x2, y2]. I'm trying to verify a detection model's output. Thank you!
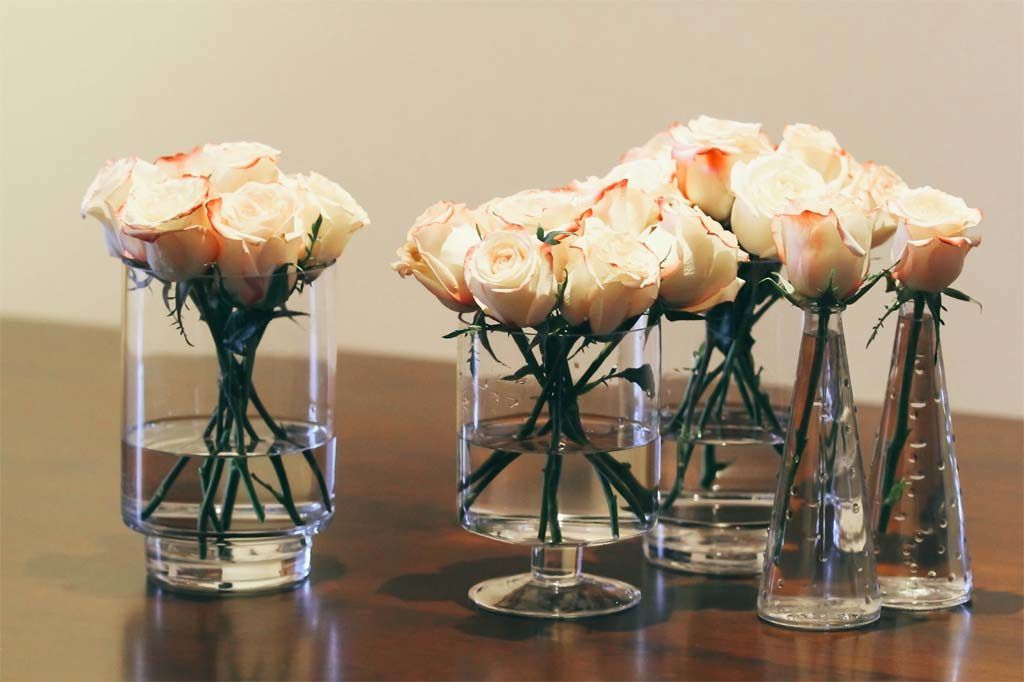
[2, 319, 1022, 681]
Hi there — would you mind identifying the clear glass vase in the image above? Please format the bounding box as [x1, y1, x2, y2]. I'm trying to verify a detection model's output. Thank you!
[121, 263, 336, 594]
[647, 259, 786, 575]
[458, 318, 661, 618]
[758, 305, 880, 630]
[868, 299, 972, 610]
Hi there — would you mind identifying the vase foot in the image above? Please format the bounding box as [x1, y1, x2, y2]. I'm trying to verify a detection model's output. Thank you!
[469, 572, 640, 619]
[145, 534, 311, 595]
[757, 596, 881, 630]
[879, 576, 972, 610]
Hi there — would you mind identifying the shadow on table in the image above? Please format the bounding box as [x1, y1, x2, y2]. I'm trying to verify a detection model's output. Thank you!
[378, 555, 761, 641]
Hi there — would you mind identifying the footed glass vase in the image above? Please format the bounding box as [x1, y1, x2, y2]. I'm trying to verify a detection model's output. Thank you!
[869, 299, 972, 610]
[458, 318, 660, 618]
[121, 263, 337, 594]
[648, 259, 786, 575]
[758, 306, 880, 630]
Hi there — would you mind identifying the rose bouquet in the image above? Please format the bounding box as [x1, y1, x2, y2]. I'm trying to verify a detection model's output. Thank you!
[82, 143, 369, 591]
[393, 161, 745, 617]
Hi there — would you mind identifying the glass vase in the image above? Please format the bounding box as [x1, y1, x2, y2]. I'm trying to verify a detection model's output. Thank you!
[757, 305, 880, 630]
[121, 262, 336, 594]
[458, 318, 660, 618]
[868, 299, 972, 610]
[647, 259, 786, 575]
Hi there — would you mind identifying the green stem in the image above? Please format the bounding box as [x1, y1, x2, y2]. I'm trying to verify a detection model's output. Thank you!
[877, 295, 925, 532]
[140, 457, 190, 520]
[593, 467, 620, 538]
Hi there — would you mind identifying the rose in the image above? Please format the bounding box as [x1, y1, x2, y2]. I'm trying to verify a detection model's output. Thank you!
[284, 172, 370, 267]
[771, 194, 872, 300]
[81, 157, 167, 260]
[730, 153, 828, 258]
[157, 142, 280, 195]
[841, 161, 907, 247]
[464, 227, 558, 328]
[479, 188, 587, 235]
[391, 201, 481, 312]
[572, 158, 682, 204]
[888, 186, 982, 292]
[643, 202, 748, 312]
[777, 123, 852, 191]
[584, 179, 662, 237]
[118, 176, 219, 281]
[560, 219, 661, 334]
[207, 180, 308, 307]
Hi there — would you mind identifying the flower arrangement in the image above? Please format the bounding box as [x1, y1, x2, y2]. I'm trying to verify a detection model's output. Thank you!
[82, 142, 369, 552]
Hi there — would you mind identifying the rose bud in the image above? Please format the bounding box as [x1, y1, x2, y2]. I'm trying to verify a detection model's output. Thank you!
[284, 172, 370, 267]
[777, 123, 852, 191]
[841, 161, 908, 247]
[157, 142, 280, 196]
[118, 176, 219, 281]
[479, 188, 588, 235]
[888, 186, 982, 292]
[643, 201, 748, 312]
[465, 227, 558, 328]
[392, 201, 481, 313]
[771, 194, 872, 300]
[207, 181, 307, 307]
[560, 219, 661, 334]
[730, 152, 828, 258]
[81, 157, 167, 261]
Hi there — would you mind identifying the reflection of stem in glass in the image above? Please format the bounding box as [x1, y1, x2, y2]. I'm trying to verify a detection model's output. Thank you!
[877, 295, 926, 532]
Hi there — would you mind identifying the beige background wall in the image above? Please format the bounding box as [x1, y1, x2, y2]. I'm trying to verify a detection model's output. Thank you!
[2, 1, 1022, 418]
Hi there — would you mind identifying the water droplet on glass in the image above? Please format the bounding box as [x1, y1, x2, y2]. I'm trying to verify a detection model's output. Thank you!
[910, 472, 925, 481]
[938, 519, 948, 529]
[908, 453, 918, 464]
[785, 509, 792, 520]
[893, 512, 907, 522]
[910, 401, 927, 409]
[906, 489, 915, 499]
[948, 573, 957, 582]
[954, 551, 962, 560]
[573, 362, 580, 370]
[909, 441, 927, 449]
[777, 579, 784, 589]
[852, 502, 860, 513]
[914, 532, 925, 544]
[937, 545, 946, 555]
[937, 461, 945, 471]
[927, 570, 937, 578]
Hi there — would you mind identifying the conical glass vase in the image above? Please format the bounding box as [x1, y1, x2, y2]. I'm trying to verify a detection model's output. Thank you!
[758, 306, 880, 630]
[869, 299, 972, 610]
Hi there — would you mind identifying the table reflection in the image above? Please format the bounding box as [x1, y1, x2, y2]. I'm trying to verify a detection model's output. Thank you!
[122, 582, 342, 681]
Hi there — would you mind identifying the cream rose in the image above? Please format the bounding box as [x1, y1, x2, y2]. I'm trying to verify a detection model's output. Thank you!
[888, 186, 982, 292]
[81, 157, 167, 260]
[391, 201, 481, 313]
[777, 123, 851, 191]
[842, 161, 908, 247]
[157, 142, 280, 195]
[771, 194, 871, 300]
[730, 153, 828, 258]
[207, 180, 307, 306]
[643, 202, 747, 312]
[560, 220, 660, 334]
[572, 158, 682, 205]
[464, 228, 558, 328]
[584, 179, 662, 237]
[118, 176, 219, 281]
[284, 172, 370, 267]
[479, 188, 587, 235]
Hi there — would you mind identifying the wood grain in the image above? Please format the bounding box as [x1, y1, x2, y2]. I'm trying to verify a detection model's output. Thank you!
[2, 319, 1021, 681]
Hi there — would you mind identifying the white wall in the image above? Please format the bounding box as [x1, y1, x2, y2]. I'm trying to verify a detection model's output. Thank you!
[2, 1, 1022, 417]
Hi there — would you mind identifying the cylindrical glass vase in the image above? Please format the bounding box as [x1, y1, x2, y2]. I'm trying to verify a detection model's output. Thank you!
[758, 305, 880, 630]
[121, 263, 337, 594]
[647, 259, 787, 575]
[869, 299, 972, 610]
[458, 318, 661, 618]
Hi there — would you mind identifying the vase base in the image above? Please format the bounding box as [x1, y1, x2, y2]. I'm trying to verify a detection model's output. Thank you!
[758, 596, 880, 631]
[145, 534, 312, 595]
[469, 572, 640, 619]
[879, 576, 972, 610]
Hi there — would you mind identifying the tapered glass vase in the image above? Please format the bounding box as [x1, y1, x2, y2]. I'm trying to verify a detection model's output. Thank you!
[648, 259, 786, 575]
[121, 263, 337, 594]
[869, 299, 972, 610]
[458, 318, 660, 618]
[758, 306, 880, 630]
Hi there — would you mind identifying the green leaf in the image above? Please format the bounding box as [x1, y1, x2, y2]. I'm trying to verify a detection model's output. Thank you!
[500, 365, 534, 383]
[619, 364, 656, 398]
[942, 286, 983, 310]
[663, 309, 705, 322]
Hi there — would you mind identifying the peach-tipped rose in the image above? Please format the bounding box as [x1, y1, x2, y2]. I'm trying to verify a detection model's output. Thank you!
[888, 186, 982, 292]
[207, 181, 307, 307]
[572, 158, 682, 206]
[643, 201, 748, 313]
[584, 179, 662, 238]
[479, 188, 587, 235]
[771, 194, 872, 300]
[842, 161, 908, 248]
[285, 172, 370, 267]
[81, 157, 167, 261]
[777, 123, 852, 191]
[118, 176, 219, 281]
[730, 153, 828, 258]
[157, 142, 280, 195]
[392, 201, 481, 313]
[465, 228, 558, 328]
[560, 219, 661, 334]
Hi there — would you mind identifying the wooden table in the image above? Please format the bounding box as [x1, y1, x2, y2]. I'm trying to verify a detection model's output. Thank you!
[2, 320, 1022, 681]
